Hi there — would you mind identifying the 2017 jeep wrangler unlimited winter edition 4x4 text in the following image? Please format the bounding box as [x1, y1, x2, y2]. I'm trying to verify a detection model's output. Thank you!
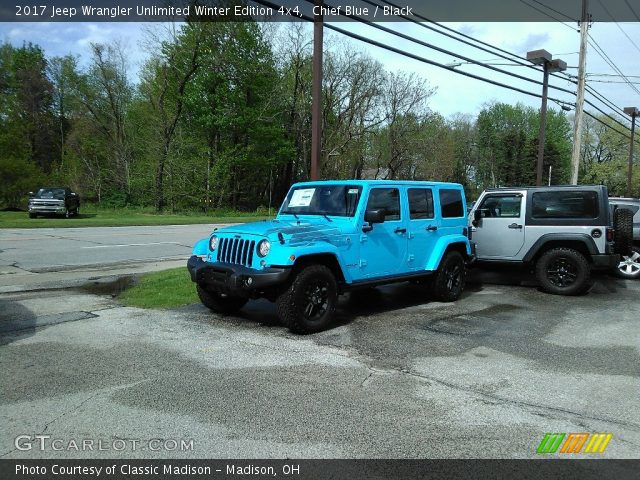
[468, 185, 632, 295]
[188, 180, 473, 333]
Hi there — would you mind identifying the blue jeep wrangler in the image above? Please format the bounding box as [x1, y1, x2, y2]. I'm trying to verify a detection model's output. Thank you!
[188, 180, 473, 333]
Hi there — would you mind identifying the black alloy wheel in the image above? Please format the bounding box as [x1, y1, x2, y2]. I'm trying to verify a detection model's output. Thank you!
[546, 255, 579, 288]
[302, 279, 330, 322]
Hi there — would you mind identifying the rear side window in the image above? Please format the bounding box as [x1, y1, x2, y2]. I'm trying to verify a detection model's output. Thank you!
[439, 189, 464, 218]
[611, 204, 639, 219]
[532, 191, 599, 219]
[366, 188, 401, 221]
[408, 188, 434, 219]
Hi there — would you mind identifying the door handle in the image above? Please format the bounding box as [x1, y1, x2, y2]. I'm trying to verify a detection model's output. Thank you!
[426, 225, 438, 232]
[508, 223, 523, 229]
[394, 227, 407, 234]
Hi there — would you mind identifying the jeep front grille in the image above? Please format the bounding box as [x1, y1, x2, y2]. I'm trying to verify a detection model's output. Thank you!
[217, 238, 255, 267]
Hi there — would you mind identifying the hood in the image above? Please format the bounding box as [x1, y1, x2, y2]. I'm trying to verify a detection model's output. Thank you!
[218, 219, 350, 247]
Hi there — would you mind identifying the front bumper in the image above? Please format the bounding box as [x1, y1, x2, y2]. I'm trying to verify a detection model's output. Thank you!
[591, 253, 620, 270]
[187, 255, 291, 296]
[28, 205, 66, 214]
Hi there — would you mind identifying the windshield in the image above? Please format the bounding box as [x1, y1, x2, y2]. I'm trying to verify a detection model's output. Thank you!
[35, 188, 65, 199]
[280, 185, 362, 217]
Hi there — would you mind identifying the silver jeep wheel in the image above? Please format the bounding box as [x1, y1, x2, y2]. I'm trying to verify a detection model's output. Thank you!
[616, 247, 640, 279]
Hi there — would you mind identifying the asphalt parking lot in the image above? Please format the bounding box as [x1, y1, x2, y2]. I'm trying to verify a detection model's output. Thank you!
[1, 268, 638, 459]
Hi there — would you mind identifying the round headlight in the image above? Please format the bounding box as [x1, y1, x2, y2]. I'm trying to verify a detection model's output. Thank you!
[257, 239, 271, 257]
[209, 235, 218, 251]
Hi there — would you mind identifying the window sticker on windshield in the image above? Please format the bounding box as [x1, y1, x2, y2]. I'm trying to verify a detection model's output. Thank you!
[348, 188, 359, 194]
[288, 188, 315, 207]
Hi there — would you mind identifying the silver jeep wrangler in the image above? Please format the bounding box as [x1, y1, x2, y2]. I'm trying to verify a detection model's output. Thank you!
[468, 185, 631, 295]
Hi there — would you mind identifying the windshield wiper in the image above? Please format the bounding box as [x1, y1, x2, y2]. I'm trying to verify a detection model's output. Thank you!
[322, 214, 332, 222]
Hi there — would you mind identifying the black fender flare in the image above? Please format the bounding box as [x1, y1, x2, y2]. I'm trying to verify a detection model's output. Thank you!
[522, 233, 598, 263]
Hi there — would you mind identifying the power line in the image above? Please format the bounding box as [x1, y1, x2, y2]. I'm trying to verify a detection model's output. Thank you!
[519, 0, 577, 31]
[255, 0, 640, 147]
[376, 0, 541, 72]
[588, 79, 640, 85]
[623, 0, 640, 22]
[376, 0, 604, 119]
[258, 0, 567, 102]
[588, 73, 640, 78]
[354, 0, 578, 97]
[585, 84, 628, 117]
[517, 0, 639, 121]
[377, 0, 581, 95]
[354, 1, 634, 132]
[584, 110, 640, 148]
[588, 33, 640, 96]
[339, 0, 579, 97]
[596, 0, 640, 56]
[526, 0, 577, 22]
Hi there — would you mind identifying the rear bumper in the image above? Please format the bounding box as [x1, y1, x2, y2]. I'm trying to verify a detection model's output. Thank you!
[592, 253, 620, 270]
[187, 255, 291, 296]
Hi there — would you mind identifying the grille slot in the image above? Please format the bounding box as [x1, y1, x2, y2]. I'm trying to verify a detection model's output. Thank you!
[216, 237, 255, 267]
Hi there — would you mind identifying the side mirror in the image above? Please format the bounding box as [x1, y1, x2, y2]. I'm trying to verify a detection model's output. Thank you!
[472, 208, 482, 227]
[365, 209, 385, 224]
[70, 192, 77, 196]
[28, 192, 34, 198]
[363, 209, 385, 232]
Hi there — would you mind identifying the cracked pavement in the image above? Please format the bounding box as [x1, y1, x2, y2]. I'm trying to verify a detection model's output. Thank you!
[0, 270, 638, 458]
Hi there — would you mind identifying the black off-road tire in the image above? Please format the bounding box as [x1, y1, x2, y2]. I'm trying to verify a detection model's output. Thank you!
[28, 213, 36, 219]
[613, 208, 634, 256]
[432, 250, 466, 302]
[535, 247, 591, 295]
[275, 264, 338, 334]
[196, 284, 248, 314]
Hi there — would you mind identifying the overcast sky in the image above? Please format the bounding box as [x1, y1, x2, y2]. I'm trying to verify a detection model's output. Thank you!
[1, 20, 639, 123]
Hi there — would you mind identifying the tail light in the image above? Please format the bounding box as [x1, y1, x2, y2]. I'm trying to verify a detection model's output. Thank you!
[606, 227, 615, 242]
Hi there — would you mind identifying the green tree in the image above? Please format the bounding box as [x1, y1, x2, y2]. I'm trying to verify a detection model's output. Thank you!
[0, 42, 54, 207]
[475, 102, 571, 189]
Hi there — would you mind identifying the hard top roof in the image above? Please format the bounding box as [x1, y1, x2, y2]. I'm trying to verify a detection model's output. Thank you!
[291, 179, 463, 188]
[484, 185, 607, 192]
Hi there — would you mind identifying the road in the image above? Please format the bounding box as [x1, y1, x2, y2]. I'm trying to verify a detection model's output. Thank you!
[0, 224, 221, 272]
[0, 224, 223, 291]
[1, 273, 639, 459]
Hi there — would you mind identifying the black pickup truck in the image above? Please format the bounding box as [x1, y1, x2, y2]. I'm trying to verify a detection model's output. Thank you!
[28, 187, 80, 218]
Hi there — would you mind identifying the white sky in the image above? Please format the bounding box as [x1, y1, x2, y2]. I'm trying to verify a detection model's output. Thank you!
[1, 20, 639, 123]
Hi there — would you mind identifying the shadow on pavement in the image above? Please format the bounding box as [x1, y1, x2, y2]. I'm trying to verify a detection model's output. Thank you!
[0, 299, 37, 345]
[183, 281, 478, 333]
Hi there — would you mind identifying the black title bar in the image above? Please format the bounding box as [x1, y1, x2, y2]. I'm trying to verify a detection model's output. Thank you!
[2, 0, 640, 22]
[1, 459, 639, 480]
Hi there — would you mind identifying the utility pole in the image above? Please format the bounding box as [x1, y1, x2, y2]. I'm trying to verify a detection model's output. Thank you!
[570, 0, 589, 185]
[310, 0, 323, 181]
[536, 59, 549, 187]
[527, 50, 567, 186]
[624, 107, 638, 197]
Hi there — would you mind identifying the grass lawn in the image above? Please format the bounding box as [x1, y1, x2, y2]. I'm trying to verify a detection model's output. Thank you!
[0, 208, 268, 228]
[118, 267, 198, 309]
